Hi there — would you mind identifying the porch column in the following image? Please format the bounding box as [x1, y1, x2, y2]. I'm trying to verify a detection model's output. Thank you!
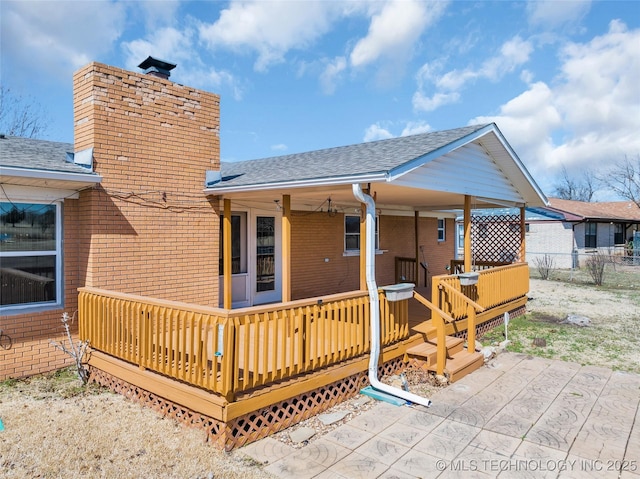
[359, 203, 367, 290]
[464, 195, 472, 273]
[282, 194, 291, 302]
[223, 198, 232, 309]
[414, 211, 420, 286]
[519, 206, 526, 263]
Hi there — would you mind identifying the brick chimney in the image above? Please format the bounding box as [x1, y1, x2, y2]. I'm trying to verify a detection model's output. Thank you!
[73, 61, 221, 305]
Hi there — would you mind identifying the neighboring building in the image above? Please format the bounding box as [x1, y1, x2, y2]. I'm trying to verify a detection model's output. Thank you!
[455, 198, 640, 269]
[2, 58, 547, 449]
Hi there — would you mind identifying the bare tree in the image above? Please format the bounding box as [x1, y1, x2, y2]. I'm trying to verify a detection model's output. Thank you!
[601, 154, 640, 208]
[0, 85, 50, 138]
[553, 165, 598, 202]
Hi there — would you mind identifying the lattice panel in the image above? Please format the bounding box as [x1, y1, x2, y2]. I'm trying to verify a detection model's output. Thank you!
[88, 357, 406, 451]
[225, 357, 405, 450]
[453, 304, 526, 341]
[471, 214, 523, 263]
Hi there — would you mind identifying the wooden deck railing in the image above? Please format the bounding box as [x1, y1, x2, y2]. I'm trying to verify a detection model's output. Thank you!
[433, 263, 529, 320]
[449, 259, 511, 274]
[79, 288, 409, 400]
[424, 263, 529, 375]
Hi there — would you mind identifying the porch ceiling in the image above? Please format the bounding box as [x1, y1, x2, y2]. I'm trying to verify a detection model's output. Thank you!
[213, 182, 515, 215]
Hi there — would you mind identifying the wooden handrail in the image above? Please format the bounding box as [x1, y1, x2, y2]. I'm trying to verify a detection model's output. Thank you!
[412, 291, 455, 323]
[438, 281, 485, 312]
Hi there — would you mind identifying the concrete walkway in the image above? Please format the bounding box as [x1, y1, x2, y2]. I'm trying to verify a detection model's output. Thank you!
[240, 353, 640, 478]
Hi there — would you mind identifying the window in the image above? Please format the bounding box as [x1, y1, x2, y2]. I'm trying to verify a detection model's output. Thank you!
[457, 223, 464, 249]
[0, 202, 61, 309]
[219, 213, 247, 275]
[437, 218, 445, 242]
[585, 223, 597, 248]
[345, 215, 379, 252]
[614, 223, 624, 245]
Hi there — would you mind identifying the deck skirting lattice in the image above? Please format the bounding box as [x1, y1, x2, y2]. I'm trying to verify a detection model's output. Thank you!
[455, 305, 526, 341]
[89, 357, 405, 451]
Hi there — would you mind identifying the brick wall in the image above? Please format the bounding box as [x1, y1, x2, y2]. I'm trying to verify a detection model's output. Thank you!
[0, 200, 80, 379]
[1, 62, 222, 380]
[290, 213, 454, 299]
[74, 62, 221, 305]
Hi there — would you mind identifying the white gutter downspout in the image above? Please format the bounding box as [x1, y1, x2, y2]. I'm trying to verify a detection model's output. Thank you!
[352, 183, 432, 408]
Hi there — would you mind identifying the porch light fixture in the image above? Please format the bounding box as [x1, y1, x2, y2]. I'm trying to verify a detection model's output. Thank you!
[274, 199, 282, 211]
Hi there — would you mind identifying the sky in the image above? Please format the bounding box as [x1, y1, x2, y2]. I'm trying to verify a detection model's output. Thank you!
[1, 0, 639, 199]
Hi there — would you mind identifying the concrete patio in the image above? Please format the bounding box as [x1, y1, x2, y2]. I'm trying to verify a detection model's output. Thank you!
[240, 352, 640, 478]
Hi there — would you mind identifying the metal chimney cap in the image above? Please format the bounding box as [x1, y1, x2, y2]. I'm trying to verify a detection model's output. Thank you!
[138, 56, 177, 78]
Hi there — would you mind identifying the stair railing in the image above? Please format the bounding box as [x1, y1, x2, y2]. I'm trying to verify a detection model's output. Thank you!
[437, 282, 485, 358]
[412, 291, 457, 376]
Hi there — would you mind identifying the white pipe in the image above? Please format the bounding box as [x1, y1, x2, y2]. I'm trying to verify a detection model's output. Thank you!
[352, 183, 432, 408]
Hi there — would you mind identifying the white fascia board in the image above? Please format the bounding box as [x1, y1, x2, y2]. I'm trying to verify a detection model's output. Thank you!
[2, 166, 102, 185]
[203, 172, 388, 195]
[387, 124, 496, 182]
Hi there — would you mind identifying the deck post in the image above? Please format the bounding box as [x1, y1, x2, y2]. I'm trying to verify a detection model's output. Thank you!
[223, 198, 232, 310]
[519, 206, 526, 262]
[464, 195, 472, 273]
[282, 194, 291, 302]
[467, 303, 476, 353]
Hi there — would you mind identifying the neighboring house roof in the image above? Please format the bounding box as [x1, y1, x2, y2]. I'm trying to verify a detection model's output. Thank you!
[0, 135, 101, 191]
[547, 198, 640, 222]
[206, 123, 547, 211]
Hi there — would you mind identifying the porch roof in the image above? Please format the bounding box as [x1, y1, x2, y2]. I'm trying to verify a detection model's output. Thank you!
[205, 123, 547, 211]
[0, 136, 101, 191]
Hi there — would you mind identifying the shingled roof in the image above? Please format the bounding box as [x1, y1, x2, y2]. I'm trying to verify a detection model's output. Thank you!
[0, 136, 94, 175]
[548, 198, 640, 222]
[214, 124, 488, 188]
[1, 136, 100, 190]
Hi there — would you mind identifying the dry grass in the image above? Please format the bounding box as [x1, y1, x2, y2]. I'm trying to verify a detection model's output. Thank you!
[0, 369, 273, 478]
[481, 270, 640, 373]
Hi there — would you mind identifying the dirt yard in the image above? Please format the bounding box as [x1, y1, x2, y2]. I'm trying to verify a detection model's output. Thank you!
[1, 274, 639, 478]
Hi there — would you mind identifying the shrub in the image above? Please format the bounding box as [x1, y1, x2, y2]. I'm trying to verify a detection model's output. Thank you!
[533, 254, 555, 280]
[585, 252, 607, 286]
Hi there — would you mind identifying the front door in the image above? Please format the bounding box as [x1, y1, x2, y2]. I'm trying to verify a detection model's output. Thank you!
[253, 215, 281, 305]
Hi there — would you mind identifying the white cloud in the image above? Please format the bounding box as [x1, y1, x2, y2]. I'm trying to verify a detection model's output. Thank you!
[122, 27, 194, 71]
[1, 1, 126, 81]
[320, 57, 347, 95]
[470, 21, 640, 192]
[198, 0, 340, 72]
[412, 91, 460, 112]
[122, 26, 244, 100]
[364, 123, 394, 142]
[401, 121, 432, 136]
[135, 0, 182, 30]
[414, 36, 533, 113]
[271, 143, 288, 152]
[527, 0, 591, 29]
[350, 0, 446, 68]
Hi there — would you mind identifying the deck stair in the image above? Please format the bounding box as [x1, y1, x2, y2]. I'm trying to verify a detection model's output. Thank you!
[405, 336, 484, 382]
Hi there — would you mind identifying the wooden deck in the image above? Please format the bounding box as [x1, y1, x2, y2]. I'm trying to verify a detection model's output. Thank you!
[79, 263, 530, 450]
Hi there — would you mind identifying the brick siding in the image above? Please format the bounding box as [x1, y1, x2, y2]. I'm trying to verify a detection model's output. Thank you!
[1, 62, 222, 379]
